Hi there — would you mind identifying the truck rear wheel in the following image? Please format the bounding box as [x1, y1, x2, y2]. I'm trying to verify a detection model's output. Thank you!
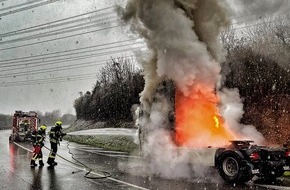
[216, 151, 252, 184]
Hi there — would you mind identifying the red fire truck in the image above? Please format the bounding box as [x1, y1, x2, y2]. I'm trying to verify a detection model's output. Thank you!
[9, 111, 39, 142]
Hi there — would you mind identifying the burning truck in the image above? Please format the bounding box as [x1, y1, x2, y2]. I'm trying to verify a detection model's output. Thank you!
[120, 0, 290, 184]
[136, 81, 290, 184]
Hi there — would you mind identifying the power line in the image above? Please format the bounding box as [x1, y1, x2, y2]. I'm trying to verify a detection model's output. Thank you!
[0, 6, 115, 37]
[0, 60, 105, 78]
[0, 39, 139, 63]
[0, 45, 144, 71]
[0, 56, 137, 87]
[0, 76, 98, 87]
[0, 0, 45, 12]
[3, 72, 97, 83]
[0, 73, 98, 86]
[0, 24, 124, 51]
[0, 18, 119, 45]
[0, 42, 143, 67]
[0, 14, 117, 39]
[0, 50, 141, 78]
[0, 0, 62, 17]
[0, 44, 145, 68]
[0, 53, 140, 78]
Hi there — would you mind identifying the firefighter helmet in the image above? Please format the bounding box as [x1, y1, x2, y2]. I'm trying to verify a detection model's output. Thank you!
[40, 125, 47, 130]
[55, 121, 62, 126]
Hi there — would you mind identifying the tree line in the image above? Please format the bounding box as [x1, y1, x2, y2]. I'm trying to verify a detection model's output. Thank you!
[221, 13, 290, 145]
[74, 14, 289, 145]
[74, 57, 144, 122]
[0, 114, 13, 130]
[37, 110, 76, 126]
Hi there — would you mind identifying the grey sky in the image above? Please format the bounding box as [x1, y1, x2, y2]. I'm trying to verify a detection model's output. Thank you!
[0, 0, 139, 115]
[0, 0, 288, 115]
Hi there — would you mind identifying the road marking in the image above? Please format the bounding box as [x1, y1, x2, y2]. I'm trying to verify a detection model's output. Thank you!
[13, 142, 149, 190]
[77, 147, 140, 158]
[255, 184, 290, 190]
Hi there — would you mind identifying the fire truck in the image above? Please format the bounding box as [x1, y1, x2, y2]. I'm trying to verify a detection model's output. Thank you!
[9, 111, 39, 142]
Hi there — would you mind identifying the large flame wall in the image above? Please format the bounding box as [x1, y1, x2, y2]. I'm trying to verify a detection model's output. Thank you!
[175, 85, 236, 148]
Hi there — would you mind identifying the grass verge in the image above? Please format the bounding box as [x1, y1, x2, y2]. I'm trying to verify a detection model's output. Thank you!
[284, 171, 290, 177]
[64, 134, 138, 153]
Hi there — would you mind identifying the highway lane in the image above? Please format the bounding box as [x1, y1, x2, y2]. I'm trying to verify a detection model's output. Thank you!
[1, 129, 288, 190]
[0, 130, 147, 190]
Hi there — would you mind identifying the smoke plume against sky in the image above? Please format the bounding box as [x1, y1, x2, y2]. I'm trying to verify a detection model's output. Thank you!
[118, 0, 272, 179]
[0, 0, 288, 116]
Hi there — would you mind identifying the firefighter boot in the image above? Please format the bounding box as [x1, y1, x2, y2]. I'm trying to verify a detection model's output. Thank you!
[30, 160, 37, 167]
[39, 160, 44, 167]
[47, 157, 53, 165]
[47, 158, 57, 166]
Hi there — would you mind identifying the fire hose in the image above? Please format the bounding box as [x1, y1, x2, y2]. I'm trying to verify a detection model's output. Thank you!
[13, 141, 111, 179]
[43, 143, 112, 179]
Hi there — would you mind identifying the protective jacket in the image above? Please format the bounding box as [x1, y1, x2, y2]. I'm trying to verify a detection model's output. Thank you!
[47, 125, 66, 165]
[49, 127, 66, 144]
[30, 128, 46, 167]
[31, 130, 45, 147]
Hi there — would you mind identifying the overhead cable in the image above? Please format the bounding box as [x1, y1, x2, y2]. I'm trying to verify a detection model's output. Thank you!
[0, 76, 98, 87]
[0, 18, 119, 45]
[0, 47, 144, 72]
[0, 24, 124, 51]
[0, 42, 144, 68]
[0, 39, 139, 63]
[0, 6, 115, 37]
[0, 0, 46, 12]
[0, 0, 62, 17]
[0, 53, 139, 78]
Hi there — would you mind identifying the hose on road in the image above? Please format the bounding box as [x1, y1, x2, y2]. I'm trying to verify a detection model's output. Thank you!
[13, 141, 111, 179]
[43, 144, 111, 179]
[60, 141, 111, 179]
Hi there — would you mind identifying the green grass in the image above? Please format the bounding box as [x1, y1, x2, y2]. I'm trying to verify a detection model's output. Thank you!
[284, 171, 290, 177]
[64, 134, 138, 153]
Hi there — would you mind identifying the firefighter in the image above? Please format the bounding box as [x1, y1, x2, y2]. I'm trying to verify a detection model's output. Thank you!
[30, 125, 47, 167]
[47, 121, 66, 166]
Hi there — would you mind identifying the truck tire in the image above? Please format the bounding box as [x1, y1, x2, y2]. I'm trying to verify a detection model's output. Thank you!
[216, 151, 251, 184]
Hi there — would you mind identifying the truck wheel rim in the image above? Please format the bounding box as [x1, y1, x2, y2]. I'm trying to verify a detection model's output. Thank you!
[223, 157, 239, 177]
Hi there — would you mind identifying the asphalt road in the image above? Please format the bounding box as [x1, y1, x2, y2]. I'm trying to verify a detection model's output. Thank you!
[1, 129, 289, 190]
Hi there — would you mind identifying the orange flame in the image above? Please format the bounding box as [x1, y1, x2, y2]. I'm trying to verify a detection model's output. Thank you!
[213, 116, 219, 129]
[175, 85, 236, 148]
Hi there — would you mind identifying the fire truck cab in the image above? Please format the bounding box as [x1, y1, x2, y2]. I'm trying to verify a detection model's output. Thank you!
[9, 110, 39, 142]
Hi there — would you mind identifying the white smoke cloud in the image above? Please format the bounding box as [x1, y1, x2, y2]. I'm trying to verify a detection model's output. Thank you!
[118, 0, 264, 180]
[218, 88, 264, 144]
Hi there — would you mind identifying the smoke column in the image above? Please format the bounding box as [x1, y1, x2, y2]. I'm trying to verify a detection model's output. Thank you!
[118, 0, 263, 178]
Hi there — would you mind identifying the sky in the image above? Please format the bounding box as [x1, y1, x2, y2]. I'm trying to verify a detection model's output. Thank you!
[0, 0, 143, 115]
[0, 0, 288, 116]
